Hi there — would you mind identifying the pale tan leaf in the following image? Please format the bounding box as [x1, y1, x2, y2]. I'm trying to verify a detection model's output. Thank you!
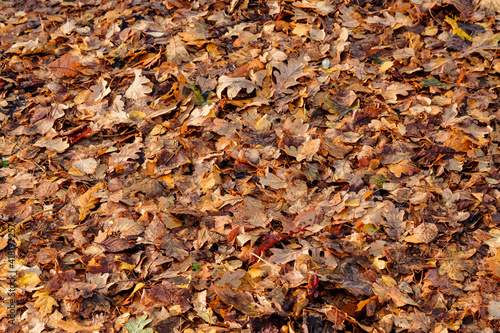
[71, 157, 98, 175]
[55, 319, 100, 333]
[405, 223, 438, 244]
[489, 301, 500, 320]
[259, 171, 287, 189]
[35, 181, 59, 198]
[217, 75, 257, 99]
[89, 76, 111, 102]
[296, 138, 321, 162]
[125, 69, 152, 100]
[33, 137, 70, 153]
[166, 35, 190, 62]
[245, 197, 269, 227]
[480, 0, 500, 14]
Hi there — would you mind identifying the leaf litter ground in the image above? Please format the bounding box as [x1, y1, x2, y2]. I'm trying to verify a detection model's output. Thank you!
[1, 0, 500, 332]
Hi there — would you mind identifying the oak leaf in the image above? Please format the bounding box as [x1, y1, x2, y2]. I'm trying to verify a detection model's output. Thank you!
[378, 83, 413, 104]
[33, 137, 70, 153]
[125, 69, 152, 100]
[108, 137, 143, 171]
[89, 77, 111, 102]
[272, 57, 311, 96]
[217, 75, 257, 99]
[125, 315, 153, 333]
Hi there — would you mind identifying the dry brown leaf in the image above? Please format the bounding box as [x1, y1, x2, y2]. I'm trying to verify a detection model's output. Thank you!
[125, 69, 152, 100]
[77, 182, 105, 221]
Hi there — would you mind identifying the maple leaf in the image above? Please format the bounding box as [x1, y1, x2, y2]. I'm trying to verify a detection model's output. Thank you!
[125, 315, 153, 333]
[33, 288, 58, 317]
[125, 69, 152, 100]
[272, 57, 311, 96]
[216, 75, 257, 99]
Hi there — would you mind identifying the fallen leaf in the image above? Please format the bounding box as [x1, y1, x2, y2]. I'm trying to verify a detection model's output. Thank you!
[77, 182, 105, 221]
[125, 69, 152, 100]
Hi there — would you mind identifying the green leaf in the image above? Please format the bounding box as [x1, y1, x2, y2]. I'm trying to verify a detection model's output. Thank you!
[192, 263, 201, 271]
[125, 315, 153, 333]
[369, 56, 387, 65]
[420, 77, 452, 88]
[188, 83, 206, 105]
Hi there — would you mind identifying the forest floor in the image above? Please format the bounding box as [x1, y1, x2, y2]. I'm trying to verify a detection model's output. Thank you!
[1, 0, 500, 332]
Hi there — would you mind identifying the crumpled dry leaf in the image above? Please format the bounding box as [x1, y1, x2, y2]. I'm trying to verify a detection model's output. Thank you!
[125, 69, 152, 100]
[217, 75, 257, 99]
[33, 137, 70, 153]
[77, 182, 105, 221]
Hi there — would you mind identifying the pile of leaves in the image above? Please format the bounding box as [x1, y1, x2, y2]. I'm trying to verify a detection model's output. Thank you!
[1, 0, 500, 331]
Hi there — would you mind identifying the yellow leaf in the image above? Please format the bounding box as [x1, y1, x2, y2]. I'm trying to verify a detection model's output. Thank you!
[255, 114, 271, 132]
[128, 110, 146, 119]
[33, 288, 58, 316]
[19, 272, 41, 287]
[150, 124, 166, 136]
[116, 258, 136, 271]
[381, 275, 397, 287]
[444, 16, 472, 41]
[248, 268, 263, 279]
[131, 282, 145, 297]
[379, 60, 394, 73]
